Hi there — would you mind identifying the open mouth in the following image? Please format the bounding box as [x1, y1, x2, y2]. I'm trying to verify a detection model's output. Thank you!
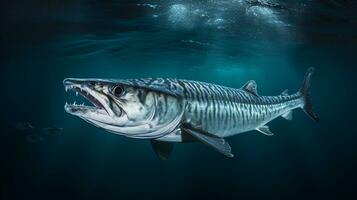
[64, 82, 107, 114]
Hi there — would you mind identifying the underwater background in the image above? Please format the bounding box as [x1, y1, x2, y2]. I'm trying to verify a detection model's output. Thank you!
[1, 0, 357, 199]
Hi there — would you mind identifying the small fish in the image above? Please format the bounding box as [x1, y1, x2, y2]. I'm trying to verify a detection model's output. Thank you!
[63, 67, 318, 159]
[26, 134, 44, 144]
[42, 127, 64, 133]
[15, 122, 35, 131]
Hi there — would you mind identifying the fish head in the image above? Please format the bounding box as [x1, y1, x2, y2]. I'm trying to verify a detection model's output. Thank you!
[63, 78, 184, 138]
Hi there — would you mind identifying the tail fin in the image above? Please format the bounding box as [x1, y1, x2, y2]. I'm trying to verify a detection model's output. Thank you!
[299, 67, 319, 122]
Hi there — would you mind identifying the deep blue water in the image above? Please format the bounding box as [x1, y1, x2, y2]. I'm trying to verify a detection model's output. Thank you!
[1, 0, 357, 199]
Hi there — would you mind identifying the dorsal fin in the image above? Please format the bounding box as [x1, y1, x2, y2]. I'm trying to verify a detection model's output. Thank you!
[241, 80, 259, 97]
[281, 89, 289, 96]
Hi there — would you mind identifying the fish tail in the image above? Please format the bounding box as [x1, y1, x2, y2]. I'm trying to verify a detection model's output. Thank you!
[299, 67, 319, 122]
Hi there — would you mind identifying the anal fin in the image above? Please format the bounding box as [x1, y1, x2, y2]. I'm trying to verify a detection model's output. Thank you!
[182, 127, 234, 158]
[256, 125, 274, 136]
[281, 110, 293, 120]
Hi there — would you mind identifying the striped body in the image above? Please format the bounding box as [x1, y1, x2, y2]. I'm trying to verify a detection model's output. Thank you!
[177, 80, 303, 138]
[113, 78, 305, 140]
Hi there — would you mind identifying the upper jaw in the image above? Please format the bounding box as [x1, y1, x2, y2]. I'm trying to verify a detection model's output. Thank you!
[63, 78, 112, 116]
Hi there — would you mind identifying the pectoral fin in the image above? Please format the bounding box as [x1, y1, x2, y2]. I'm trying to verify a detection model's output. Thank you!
[182, 127, 234, 158]
[256, 125, 274, 136]
[150, 140, 174, 160]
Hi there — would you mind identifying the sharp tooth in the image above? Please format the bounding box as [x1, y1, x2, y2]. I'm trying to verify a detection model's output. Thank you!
[81, 103, 84, 106]
[65, 102, 68, 106]
[76, 92, 78, 96]
[74, 101, 76, 105]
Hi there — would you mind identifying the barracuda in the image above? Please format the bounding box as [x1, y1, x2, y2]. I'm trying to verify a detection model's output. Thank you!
[63, 67, 318, 159]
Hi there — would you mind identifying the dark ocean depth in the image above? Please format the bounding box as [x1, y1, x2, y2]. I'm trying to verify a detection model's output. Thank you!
[1, 0, 357, 199]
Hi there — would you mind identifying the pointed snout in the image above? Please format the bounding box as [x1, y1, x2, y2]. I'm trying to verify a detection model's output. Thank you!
[63, 78, 102, 90]
[63, 78, 89, 86]
[63, 78, 115, 87]
[63, 78, 98, 93]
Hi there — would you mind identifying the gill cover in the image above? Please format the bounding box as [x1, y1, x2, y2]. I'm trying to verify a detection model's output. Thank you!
[95, 78, 185, 139]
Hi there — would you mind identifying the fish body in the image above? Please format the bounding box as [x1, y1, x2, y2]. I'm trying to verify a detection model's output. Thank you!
[157, 79, 303, 142]
[64, 67, 318, 158]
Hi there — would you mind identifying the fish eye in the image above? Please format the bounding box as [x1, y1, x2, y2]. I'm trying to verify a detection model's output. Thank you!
[113, 86, 124, 96]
